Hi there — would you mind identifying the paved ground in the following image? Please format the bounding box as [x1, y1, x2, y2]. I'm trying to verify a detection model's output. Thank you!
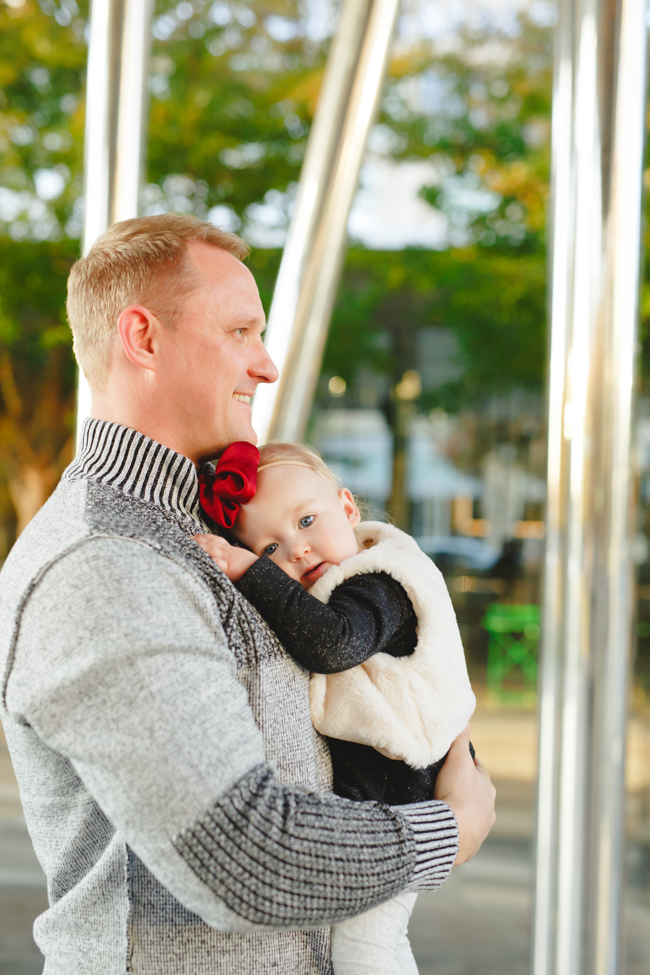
[2, 715, 649, 974]
[409, 838, 650, 975]
[0, 818, 47, 975]
[410, 838, 532, 975]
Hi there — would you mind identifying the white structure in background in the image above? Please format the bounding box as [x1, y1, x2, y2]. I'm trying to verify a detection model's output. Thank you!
[408, 415, 479, 506]
[312, 409, 482, 507]
[406, 414, 499, 570]
[311, 408, 481, 506]
[483, 444, 545, 551]
[310, 409, 393, 505]
[312, 408, 550, 570]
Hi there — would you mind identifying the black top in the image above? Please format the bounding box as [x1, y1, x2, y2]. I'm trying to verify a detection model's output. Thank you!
[237, 556, 445, 804]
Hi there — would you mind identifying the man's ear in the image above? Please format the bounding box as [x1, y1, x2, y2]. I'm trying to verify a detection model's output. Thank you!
[117, 305, 161, 373]
[339, 488, 361, 528]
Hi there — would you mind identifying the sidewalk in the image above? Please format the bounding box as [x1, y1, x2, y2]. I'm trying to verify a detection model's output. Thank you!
[0, 726, 47, 975]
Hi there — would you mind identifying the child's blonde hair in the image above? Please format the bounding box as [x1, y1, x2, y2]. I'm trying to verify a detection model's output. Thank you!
[257, 441, 340, 492]
[256, 441, 370, 519]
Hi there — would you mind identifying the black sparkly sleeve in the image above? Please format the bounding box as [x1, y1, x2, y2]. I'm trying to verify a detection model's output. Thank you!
[236, 557, 417, 673]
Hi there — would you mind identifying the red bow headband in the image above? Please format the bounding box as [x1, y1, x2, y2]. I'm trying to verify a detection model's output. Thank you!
[198, 443, 317, 529]
[198, 441, 260, 529]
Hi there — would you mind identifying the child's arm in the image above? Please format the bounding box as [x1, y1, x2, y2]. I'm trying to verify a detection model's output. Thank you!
[193, 535, 416, 674]
[240, 558, 417, 673]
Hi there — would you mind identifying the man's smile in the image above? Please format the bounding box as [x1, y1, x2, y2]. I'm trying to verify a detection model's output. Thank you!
[232, 393, 252, 404]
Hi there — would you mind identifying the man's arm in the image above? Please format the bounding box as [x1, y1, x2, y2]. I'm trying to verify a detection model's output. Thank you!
[6, 536, 464, 932]
[434, 725, 497, 865]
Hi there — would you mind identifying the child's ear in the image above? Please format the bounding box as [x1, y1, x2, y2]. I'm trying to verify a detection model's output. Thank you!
[339, 488, 361, 528]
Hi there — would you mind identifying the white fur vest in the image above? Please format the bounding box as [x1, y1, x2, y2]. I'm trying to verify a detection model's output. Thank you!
[308, 521, 476, 770]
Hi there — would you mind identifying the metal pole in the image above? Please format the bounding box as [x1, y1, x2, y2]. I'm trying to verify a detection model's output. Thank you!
[251, 0, 372, 442]
[76, 0, 154, 443]
[532, 1, 647, 973]
[113, 0, 154, 223]
[252, 0, 401, 443]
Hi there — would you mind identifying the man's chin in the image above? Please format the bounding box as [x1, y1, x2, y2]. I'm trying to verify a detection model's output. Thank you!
[224, 422, 258, 453]
[229, 408, 258, 447]
[234, 425, 258, 447]
[195, 429, 257, 465]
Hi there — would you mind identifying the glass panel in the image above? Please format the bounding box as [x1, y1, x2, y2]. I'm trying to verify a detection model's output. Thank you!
[307, 5, 553, 972]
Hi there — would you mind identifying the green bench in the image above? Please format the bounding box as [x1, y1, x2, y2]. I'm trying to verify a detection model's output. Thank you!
[481, 603, 540, 707]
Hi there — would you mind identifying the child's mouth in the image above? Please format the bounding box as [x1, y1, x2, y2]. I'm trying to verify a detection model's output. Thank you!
[301, 562, 327, 586]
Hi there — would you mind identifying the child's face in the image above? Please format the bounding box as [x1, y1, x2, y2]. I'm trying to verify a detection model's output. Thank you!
[233, 465, 361, 589]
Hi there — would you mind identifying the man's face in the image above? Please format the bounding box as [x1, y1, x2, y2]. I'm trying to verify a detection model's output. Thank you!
[154, 242, 278, 463]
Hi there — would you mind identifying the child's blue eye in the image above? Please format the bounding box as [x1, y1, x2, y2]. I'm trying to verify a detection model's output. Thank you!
[299, 515, 314, 529]
[264, 543, 278, 555]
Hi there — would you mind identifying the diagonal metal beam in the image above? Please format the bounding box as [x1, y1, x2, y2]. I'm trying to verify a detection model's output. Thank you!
[252, 0, 401, 444]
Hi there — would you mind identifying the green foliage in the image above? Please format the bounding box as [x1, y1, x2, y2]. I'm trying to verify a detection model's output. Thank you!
[378, 12, 553, 252]
[321, 246, 547, 409]
[0, 0, 87, 240]
[0, 2, 555, 248]
[0, 238, 77, 550]
[147, 0, 320, 223]
[0, 237, 75, 366]
[246, 247, 282, 312]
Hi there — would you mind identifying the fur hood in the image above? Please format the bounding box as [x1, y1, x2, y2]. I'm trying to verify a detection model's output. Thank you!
[309, 521, 476, 769]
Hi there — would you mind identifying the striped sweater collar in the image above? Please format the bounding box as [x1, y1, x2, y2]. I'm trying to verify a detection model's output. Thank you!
[64, 418, 209, 531]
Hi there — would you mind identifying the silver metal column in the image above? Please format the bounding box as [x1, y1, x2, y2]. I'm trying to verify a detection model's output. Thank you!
[252, 0, 401, 444]
[76, 0, 154, 439]
[533, 2, 647, 974]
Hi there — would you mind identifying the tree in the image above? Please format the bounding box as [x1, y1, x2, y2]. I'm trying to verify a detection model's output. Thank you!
[0, 1, 86, 547]
[0, 0, 87, 239]
[0, 0, 556, 552]
[0, 237, 77, 535]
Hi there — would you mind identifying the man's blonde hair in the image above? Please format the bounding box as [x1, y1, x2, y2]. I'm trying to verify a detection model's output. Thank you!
[258, 441, 340, 492]
[66, 213, 250, 390]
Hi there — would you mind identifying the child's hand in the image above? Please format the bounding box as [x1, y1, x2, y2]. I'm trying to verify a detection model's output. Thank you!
[193, 534, 258, 582]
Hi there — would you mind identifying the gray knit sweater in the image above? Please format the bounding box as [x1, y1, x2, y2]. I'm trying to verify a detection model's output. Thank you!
[0, 419, 459, 975]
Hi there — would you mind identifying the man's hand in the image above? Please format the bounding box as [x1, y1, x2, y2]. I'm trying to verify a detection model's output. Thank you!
[193, 535, 258, 582]
[434, 725, 496, 865]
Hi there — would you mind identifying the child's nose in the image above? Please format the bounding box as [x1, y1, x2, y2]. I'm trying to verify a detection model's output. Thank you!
[288, 537, 310, 561]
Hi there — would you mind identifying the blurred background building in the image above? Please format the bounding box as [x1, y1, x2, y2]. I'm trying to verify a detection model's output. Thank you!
[0, 0, 649, 973]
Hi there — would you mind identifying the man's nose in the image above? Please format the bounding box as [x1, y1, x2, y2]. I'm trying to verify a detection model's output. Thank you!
[250, 337, 279, 385]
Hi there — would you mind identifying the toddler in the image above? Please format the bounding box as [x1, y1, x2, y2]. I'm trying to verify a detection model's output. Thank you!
[195, 440, 476, 975]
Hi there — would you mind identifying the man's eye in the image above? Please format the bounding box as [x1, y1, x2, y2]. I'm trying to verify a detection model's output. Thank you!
[264, 543, 278, 555]
[299, 515, 314, 529]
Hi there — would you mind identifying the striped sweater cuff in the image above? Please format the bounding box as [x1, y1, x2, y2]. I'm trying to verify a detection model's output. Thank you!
[391, 801, 459, 890]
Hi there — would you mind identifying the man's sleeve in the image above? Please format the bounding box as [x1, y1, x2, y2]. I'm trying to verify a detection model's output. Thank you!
[6, 536, 459, 932]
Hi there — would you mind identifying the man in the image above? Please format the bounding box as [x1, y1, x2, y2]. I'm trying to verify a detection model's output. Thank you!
[0, 214, 495, 974]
